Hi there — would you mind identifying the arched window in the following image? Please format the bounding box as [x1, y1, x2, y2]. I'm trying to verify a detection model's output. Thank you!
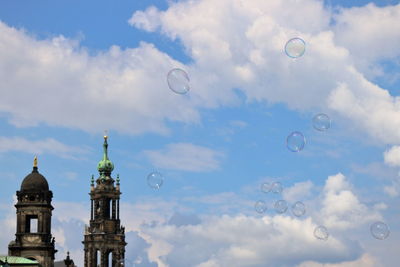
[96, 249, 100, 267]
[108, 251, 112, 267]
[25, 215, 38, 233]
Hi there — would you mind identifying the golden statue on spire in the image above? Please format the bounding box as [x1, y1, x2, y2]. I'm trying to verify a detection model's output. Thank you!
[33, 156, 38, 168]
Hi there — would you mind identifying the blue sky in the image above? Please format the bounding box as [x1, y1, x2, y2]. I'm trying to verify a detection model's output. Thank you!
[0, 0, 399, 266]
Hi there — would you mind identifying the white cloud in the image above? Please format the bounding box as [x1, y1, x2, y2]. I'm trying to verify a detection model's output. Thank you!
[141, 214, 362, 267]
[283, 180, 314, 203]
[0, 196, 18, 255]
[383, 185, 399, 197]
[53, 202, 90, 223]
[143, 143, 224, 172]
[0, 136, 88, 159]
[383, 145, 400, 167]
[0, 1, 399, 147]
[327, 80, 400, 144]
[0, 21, 201, 135]
[1, 171, 393, 266]
[52, 227, 66, 247]
[128, 0, 400, 146]
[333, 3, 400, 78]
[319, 173, 381, 230]
[131, 173, 388, 266]
[50, 200, 175, 266]
[297, 253, 380, 267]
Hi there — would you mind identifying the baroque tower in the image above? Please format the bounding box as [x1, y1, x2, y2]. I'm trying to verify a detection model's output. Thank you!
[83, 136, 127, 267]
[8, 157, 57, 267]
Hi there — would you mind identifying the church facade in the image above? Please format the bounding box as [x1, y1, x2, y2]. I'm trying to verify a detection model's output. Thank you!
[2, 136, 126, 267]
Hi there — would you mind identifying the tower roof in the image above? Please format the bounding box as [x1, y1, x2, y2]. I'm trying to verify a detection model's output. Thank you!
[97, 135, 114, 177]
[20, 157, 49, 192]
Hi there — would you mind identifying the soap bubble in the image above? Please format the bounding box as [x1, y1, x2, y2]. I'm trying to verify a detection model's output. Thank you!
[167, 68, 190, 94]
[314, 225, 329, 241]
[285, 37, 306, 58]
[286, 131, 306, 152]
[147, 171, 164, 189]
[254, 200, 268, 213]
[291, 201, 306, 217]
[271, 182, 283, 194]
[313, 113, 331, 131]
[261, 182, 271, 193]
[370, 221, 390, 240]
[274, 200, 288, 214]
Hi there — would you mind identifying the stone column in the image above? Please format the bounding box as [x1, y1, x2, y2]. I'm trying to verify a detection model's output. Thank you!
[112, 200, 116, 219]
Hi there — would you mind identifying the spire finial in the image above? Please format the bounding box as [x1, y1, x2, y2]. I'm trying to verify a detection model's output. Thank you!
[97, 135, 114, 176]
[104, 129, 108, 140]
[33, 156, 38, 168]
[103, 134, 109, 161]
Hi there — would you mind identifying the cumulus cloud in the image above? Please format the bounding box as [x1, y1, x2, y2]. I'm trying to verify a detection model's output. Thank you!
[383, 184, 399, 197]
[141, 214, 362, 267]
[0, 0, 399, 146]
[53, 201, 90, 223]
[167, 212, 201, 227]
[333, 3, 400, 78]
[133, 173, 387, 266]
[125, 231, 158, 267]
[383, 145, 400, 167]
[143, 143, 224, 172]
[128, 0, 400, 146]
[1, 171, 391, 266]
[0, 136, 89, 159]
[52, 219, 85, 266]
[283, 180, 314, 203]
[319, 173, 381, 230]
[0, 21, 201, 135]
[327, 80, 400, 144]
[297, 253, 380, 267]
[0, 196, 17, 255]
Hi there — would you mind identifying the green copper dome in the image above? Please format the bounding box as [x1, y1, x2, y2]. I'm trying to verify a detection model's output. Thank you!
[97, 135, 114, 177]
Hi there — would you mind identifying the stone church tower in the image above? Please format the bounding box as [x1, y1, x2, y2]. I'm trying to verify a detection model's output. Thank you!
[8, 157, 57, 267]
[83, 136, 127, 267]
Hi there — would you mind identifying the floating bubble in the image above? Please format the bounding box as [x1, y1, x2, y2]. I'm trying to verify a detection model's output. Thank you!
[286, 131, 306, 152]
[313, 113, 331, 131]
[274, 200, 288, 214]
[167, 68, 190, 94]
[254, 200, 268, 213]
[147, 171, 164, 189]
[370, 221, 390, 240]
[285, 37, 306, 58]
[314, 225, 329, 241]
[291, 201, 306, 217]
[271, 182, 283, 194]
[261, 182, 271, 193]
